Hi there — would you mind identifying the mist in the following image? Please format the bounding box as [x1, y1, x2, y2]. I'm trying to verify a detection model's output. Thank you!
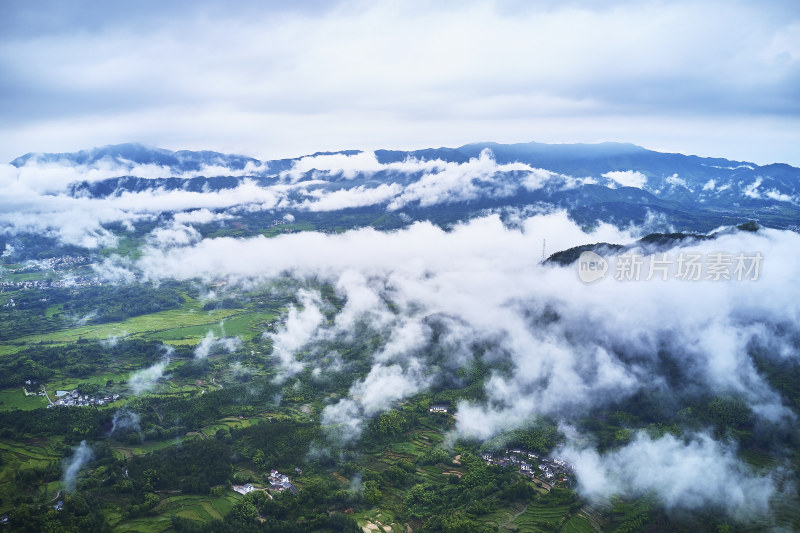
[110, 408, 142, 436]
[561, 431, 777, 516]
[128, 346, 174, 394]
[62, 440, 93, 492]
[194, 330, 242, 359]
[95, 208, 800, 514]
[1, 148, 619, 248]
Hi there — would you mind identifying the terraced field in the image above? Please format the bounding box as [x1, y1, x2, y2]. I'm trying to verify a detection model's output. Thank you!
[0, 436, 63, 491]
[110, 493, 241, 533]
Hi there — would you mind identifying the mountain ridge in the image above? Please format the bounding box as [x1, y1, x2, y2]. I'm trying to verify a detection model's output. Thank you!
[10, 141, 800, 232]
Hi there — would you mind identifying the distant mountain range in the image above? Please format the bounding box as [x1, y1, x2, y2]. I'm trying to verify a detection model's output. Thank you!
[11, 142, 800, 231]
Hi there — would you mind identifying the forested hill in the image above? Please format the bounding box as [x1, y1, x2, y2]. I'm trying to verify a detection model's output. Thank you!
[11, 141, 800, 233]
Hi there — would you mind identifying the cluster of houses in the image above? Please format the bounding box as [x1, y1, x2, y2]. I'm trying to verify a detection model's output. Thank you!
[232, 468, 300, 496]
[0, 276, 101, 292]
[50, 389, 120, 408]
[480, 448, 573, 486]
[264, 316, 288, 330]
[5, 255, 88, 272]
[429, 405, 449, 414]
[268, 469, 299, 494]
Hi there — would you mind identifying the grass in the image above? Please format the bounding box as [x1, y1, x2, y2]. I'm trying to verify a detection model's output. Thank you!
[0, 345, 22, 356]
[513, 502, 572, 530]
[46, 371, 121, 392]
[44, 303, 63, 318]
[98, 236, 143, 259]
[2, 270, 55, 282]
[142, 311, 275, 344]
[110, 437, 187, 460]
[562, 514, 595, 533]
[1, 306, 241, 346]
[143, 311, 272, 343]
[200, 416, 259, 434]
[0, 437, 63, 471]
[0, 388, 49, 410]
[110, 493, 241, 533]
[482, 501, 580, 531]
[0, 436, 65, 513]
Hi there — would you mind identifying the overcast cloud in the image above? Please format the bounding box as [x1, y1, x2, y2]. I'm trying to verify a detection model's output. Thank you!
[0, 0, 798, 165]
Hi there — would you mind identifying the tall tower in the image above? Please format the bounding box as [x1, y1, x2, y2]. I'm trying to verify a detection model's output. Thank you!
[541, 238, 546, 262]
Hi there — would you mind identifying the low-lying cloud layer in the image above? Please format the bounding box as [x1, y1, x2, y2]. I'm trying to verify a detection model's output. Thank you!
[0, 149, 625, 248]
[561, 432, 776, 516]
[91, 209, 800, 514]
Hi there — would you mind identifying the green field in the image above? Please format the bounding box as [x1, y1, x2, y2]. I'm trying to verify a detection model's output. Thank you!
[145, 311, 276, 344]
[2, 307, 241, 347]
[0, 436, 64, 513]
[109, 493, 241, 533]
[0, 388, 49, 410]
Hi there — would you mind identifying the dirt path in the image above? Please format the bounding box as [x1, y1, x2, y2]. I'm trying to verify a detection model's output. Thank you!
[499, 504, 528, 529]
[578, 505, 604, 532]
[42, 387, 54, 406]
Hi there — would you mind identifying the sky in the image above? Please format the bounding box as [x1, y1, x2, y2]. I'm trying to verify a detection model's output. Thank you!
[0, 0, 798, 165]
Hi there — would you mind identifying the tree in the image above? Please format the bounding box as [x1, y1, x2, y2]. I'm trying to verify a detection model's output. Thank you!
[252, 449, 265, 469]
[364, 480, 382, 505]
[230, 500, 258, 523]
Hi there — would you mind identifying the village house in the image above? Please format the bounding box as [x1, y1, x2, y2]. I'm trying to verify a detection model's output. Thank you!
[232, 483, 256, 495]
[49, 389, 122, 408]
[481, 447, 573, 486]
[268, 469, 298, 495]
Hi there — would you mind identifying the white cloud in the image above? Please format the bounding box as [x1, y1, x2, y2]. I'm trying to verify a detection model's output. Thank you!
[266, 290, 325, 379]
[40, 204, 799, 518]
[147, 222, 201, 248]
[764, 189, 795, 203]
[299, 183, 403, 212]
[194, 330, 242, 358]
[665, 173, 690, 190]
[173, 208, 232, 224]
[387, 149, 531, 209]
[0, 170, 284, 247]
[121, 213, 800, 477]
[744, 178, 763, 199]
[602, 170, 648, 189]
[128, 357, 170, 395]
[282, 152, 386, 181]
[562, 432, 776, 516]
